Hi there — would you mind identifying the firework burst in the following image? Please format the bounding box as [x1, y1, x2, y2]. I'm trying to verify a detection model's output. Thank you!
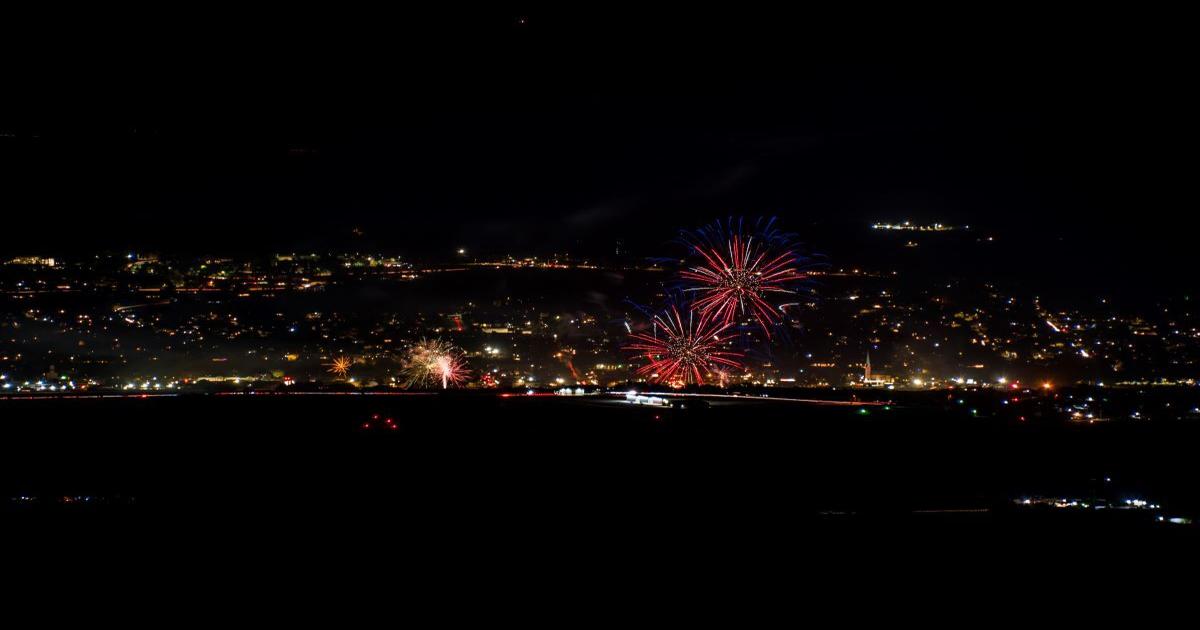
[326, 355, 353, 379]
[403, 338, 469, 389]
[625, 306, 743, 386]
[679, 217, 807, 337]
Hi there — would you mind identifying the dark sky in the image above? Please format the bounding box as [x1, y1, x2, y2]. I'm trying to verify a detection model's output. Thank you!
[1, 7, 1194, 286]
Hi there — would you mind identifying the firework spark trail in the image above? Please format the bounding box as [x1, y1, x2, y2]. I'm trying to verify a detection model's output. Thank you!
[564, 357, 580, 382]
[403, 339, 469, 389]
[625, 305, 743, 386]
[679, 224, 806, 337]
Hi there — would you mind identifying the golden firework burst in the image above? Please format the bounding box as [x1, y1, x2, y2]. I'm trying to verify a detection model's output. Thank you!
[326, 355, 352, 378]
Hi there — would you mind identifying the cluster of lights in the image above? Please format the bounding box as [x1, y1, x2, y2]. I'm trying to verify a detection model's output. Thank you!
[2, 375, 86, 392]
[122, 379, 179, 391]
[870, 221, 958, 232]
[361, 414, 398, 431]
[624, 391, 669, 406]
[1017, 496, 1163, 510]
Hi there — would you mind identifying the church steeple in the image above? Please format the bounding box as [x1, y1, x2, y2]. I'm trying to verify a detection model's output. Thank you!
[864, 352, 872, 380]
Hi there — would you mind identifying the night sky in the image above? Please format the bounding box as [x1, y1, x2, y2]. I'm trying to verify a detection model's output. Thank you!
[2, 7, 1193, 288]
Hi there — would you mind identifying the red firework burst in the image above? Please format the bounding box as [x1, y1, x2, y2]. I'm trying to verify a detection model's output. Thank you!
[626, 306, 744, 386]
[680, 232, 803, 336]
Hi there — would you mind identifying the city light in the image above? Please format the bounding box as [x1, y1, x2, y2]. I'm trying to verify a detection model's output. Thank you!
[0, 31, 1193, 537]
[870, 221, 955, 232]
[0, 223, 1193, 418]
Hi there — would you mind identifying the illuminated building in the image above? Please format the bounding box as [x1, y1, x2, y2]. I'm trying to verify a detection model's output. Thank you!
[860, 353, 894, 387]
